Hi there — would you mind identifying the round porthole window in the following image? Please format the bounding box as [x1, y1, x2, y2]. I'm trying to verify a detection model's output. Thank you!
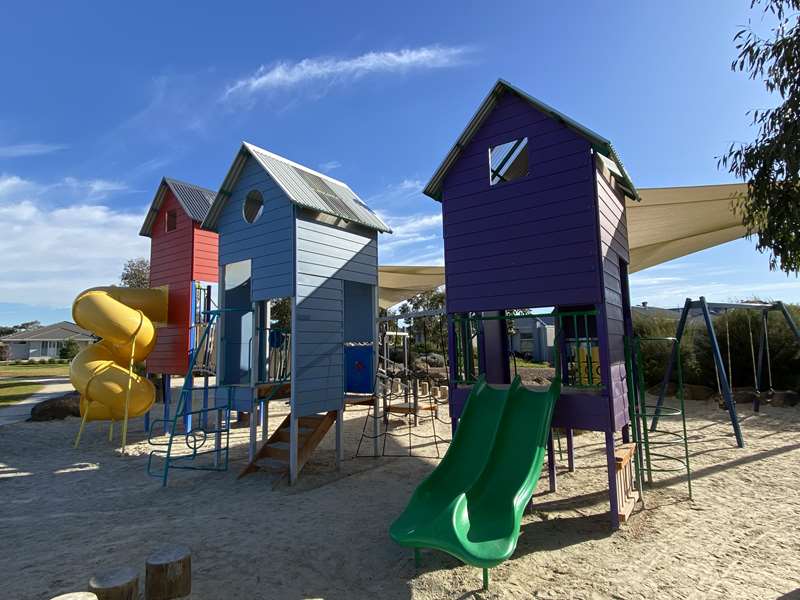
[243, 189, 264, 223]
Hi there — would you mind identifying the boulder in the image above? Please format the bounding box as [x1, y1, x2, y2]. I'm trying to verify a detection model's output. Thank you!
[29, 393, 81, 421]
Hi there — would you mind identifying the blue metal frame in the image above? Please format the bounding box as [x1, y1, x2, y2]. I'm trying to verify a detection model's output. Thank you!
[147, 311, 231, 486]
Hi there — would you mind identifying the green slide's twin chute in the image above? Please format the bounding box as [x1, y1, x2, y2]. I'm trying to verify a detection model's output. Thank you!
[389, 375, 561, 585]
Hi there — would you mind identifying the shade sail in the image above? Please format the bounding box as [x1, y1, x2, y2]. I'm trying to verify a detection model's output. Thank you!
[378, 182, 748, 308]
[628, 182, 747, 273]
[377, 265, 447, 309]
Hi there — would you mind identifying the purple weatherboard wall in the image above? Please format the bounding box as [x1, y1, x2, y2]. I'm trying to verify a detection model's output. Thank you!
[424, 80, 638, 529]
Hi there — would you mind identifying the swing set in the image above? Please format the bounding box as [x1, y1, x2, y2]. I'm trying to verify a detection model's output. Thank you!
[651, 297, 800, 448]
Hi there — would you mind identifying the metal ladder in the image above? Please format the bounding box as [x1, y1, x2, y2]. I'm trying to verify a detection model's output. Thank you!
[147, 311, 233, 486]
[625, 336, 693, 500]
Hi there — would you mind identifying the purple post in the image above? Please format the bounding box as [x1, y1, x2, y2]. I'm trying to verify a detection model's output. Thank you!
[605, 430, 620, 530]
[566, 428, 575, 472]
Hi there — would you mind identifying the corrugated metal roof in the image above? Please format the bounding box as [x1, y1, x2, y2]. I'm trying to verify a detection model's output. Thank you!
[423, 79, 639, 202]
[0, 321, 94, 342]
[202, 143, 391, 233]
[139, 177, 216, 237]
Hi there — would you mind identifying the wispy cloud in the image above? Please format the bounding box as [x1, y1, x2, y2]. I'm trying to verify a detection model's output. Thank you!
[0, 173, 129, 203]
[0, 173, 146, 311]
[223, 45, 471, 102]
[62, 177, 129, 199]
[0, 143, 67, 158]
[319, 160, 342, 172]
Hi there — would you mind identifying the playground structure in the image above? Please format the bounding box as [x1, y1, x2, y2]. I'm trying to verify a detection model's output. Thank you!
[59, 74, 800, 593]
[138, 177, 219, 432]
[186, 142, 392, 485]
[422, 79, 641, 531]
[70, 286, 168, 451]
[390, 375, 560, 590]
[389, 78, 675, 585]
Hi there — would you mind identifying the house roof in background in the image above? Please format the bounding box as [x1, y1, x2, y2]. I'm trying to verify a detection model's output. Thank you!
[202, 142, 392, 233]
[0, 321, 94, 342]
[139, 177, 216, 237]
[423, 79, 638, 202]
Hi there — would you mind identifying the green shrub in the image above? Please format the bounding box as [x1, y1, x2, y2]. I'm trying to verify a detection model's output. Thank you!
[694, 306, 800, 390]
[633, 303, 800, 391]
[59, 339, 80, 360]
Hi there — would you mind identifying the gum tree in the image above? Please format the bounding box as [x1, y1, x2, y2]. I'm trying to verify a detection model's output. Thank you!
[721, 0, 800, 273]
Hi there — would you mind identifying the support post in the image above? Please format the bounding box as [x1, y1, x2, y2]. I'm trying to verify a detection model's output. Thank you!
[248, 397, 257, 462]
[373, 381, 380, 457]
[566, 428, 575, 472]
[202, 374, 209, 429]
[482, 568, 489, 591]
[335, 407, 343, 469]
[260, 400, 267, 441]
[605, 430, 620, 530]
[162, 375, 171, 434]
[699, 297, 744, 448]
[289, 411, 298, 485]
[547, 430, 557, 492]
[778, 301, 800, 343]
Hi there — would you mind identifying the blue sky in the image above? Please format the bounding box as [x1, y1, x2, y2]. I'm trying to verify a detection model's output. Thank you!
[0, 1, 797, 326]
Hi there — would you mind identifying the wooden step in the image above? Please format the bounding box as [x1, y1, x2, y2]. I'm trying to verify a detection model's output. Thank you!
[275, 426, 314, 443]
[264, 441, 289, 461]
[238, 411, 337, 481]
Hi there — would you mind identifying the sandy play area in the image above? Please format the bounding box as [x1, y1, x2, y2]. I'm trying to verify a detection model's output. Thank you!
[2, 395, 800, 600]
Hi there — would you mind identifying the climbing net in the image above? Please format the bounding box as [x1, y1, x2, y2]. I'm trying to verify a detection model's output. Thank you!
[355, 309, 454, 459]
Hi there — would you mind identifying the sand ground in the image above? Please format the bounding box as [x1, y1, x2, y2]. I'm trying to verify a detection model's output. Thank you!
[1, 395, 799, 600]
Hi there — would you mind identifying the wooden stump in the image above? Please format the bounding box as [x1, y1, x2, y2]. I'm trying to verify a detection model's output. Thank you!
[88, 567, 138, 600]
[50, 593, 99, 600]
[146, 545, 191, 600]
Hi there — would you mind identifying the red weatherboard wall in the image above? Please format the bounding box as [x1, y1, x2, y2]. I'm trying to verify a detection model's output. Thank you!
[192, 226, 218, 282]
[147, 188, 218, 375]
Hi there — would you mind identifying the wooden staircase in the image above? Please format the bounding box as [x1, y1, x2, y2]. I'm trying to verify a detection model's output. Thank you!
[238, 411, 337, 482]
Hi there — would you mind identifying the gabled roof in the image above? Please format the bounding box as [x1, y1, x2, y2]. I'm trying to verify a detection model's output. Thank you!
[202, 142, 391, 233]
[0, 321, 94, 342]
[423, 79, 639, 202]
[139, 177, 216, 237]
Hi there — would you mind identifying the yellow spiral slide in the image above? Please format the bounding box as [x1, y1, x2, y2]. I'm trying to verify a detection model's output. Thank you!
[70, 286, 168, 450]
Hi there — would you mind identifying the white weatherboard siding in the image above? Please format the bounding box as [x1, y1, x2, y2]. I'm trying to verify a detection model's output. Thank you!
[293, 214, 378, 416]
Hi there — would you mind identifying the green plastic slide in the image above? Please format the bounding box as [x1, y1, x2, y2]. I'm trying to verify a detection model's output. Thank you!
[390, 374, 561, 572]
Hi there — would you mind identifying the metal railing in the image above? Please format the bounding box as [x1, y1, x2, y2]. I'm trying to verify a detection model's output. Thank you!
[450, 309, 600, 389]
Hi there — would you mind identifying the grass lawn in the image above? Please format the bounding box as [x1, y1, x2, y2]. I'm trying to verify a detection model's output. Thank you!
[0, 380, 44, 404]
[511, 357, 551, 368]
[0, 363, 70, 377]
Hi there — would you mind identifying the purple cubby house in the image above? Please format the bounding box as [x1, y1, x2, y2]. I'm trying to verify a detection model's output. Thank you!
[423, 80, 640, 529]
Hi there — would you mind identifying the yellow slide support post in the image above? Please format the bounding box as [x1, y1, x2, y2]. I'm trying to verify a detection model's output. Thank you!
[70, 286, 168, 452]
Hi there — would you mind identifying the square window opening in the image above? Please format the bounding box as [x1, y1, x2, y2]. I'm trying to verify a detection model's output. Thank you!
[489, 137, 529, 186]
[165, 210, 177, 232]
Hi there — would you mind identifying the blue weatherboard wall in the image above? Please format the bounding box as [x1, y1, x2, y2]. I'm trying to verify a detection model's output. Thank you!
[208, 145, 382, 421]
[217, 155, 294, 301]
[294, 212, 377, 416]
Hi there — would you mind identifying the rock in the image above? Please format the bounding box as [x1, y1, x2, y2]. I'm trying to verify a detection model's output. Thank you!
[419, 353, 445, 367]
[28, 394, 80, 421]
